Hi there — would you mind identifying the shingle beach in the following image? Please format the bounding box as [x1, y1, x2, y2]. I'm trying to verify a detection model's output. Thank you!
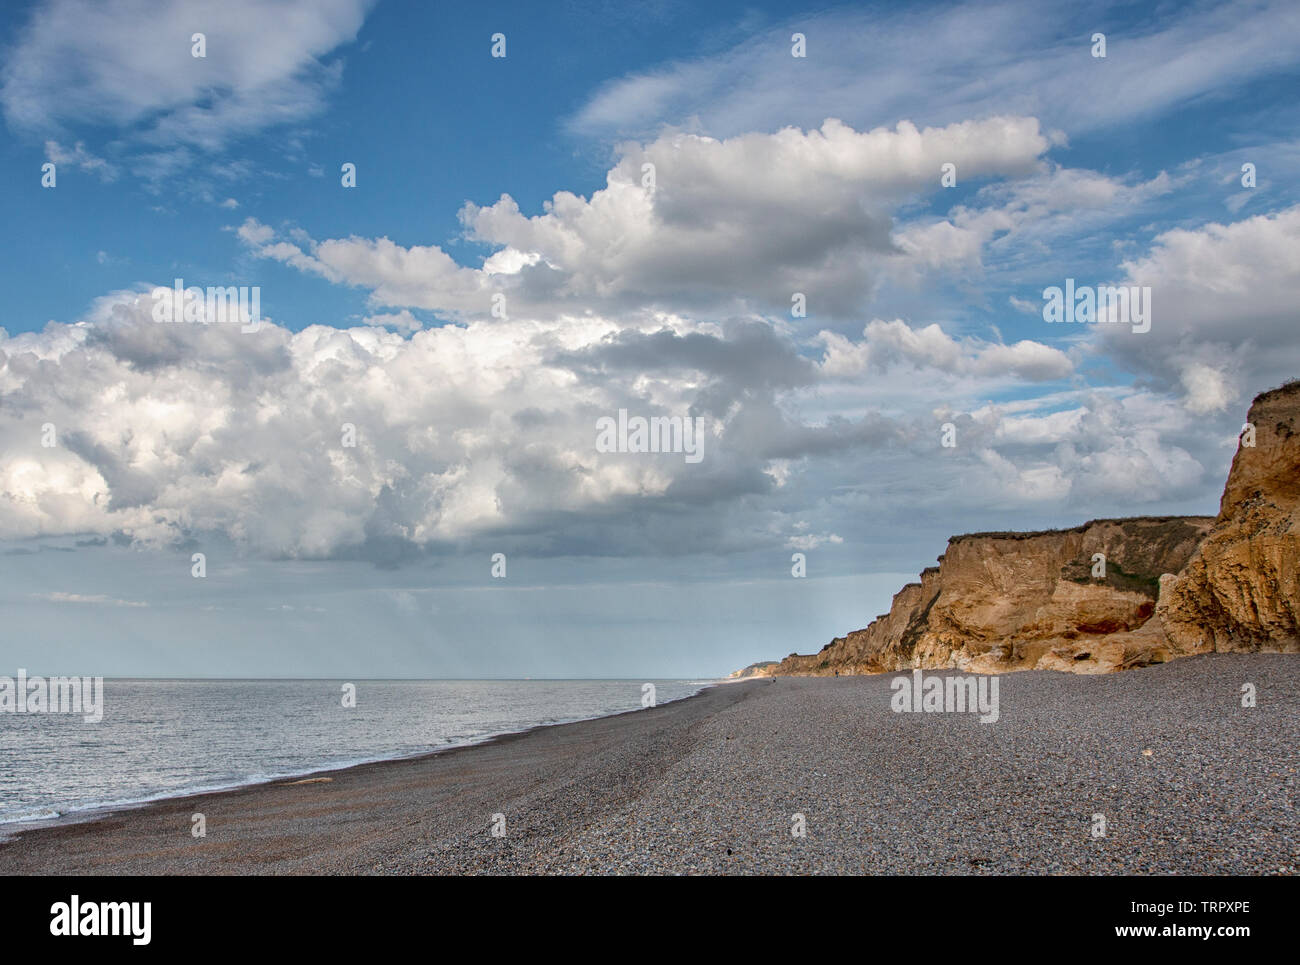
[1, 653, 1295, 875]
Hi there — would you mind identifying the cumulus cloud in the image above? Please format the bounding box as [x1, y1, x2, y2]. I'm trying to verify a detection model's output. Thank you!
[1098, 205, 1300, 411]
[1, 295, 856, 560]
[819, 319, 1072, 382]
[4, 85, 1275, 568]
[9, 310, 1241, 578]
[993, 392, 1205, 503]
[1, 292, 1181, 564]
[361, 310, 424, 334]
[241, 116, 1053, 320]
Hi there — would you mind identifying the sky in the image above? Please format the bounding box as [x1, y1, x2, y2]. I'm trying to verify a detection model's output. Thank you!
[1, 0, 1298, 677]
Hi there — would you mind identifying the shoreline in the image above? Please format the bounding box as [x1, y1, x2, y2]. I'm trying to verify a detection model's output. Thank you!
[0, 681, 722, 844]
[2, 654, 1296, 875]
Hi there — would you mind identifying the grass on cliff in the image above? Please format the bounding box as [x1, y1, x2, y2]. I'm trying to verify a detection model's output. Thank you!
[1060, 557, 1163, 597]
[1056, 517, 1214, 596]
[1259, 377, 1300, 402]
[950, 515, 1213, 543]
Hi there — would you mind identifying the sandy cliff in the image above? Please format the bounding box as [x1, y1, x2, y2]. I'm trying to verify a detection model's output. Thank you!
[1161, 383, 1300, 654]
[754, 382, 1300, 677]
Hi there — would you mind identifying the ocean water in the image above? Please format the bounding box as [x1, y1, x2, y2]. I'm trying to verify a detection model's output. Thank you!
[0, 678, 712, 834]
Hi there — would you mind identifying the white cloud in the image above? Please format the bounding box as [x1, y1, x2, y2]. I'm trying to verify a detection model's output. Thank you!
[570, 0, 1300, 141]
[43, 140, 118, 181]
[962, 390, 1207, 506]
[890, 166, 1176, 285]
[786, 532, 843, 551]
[362, 310, 424, 334]
[4, 0, 373, 173]
[35, 592, 149, 607]
[1098, 205, 1300, 411]
[1179, 363, 1234, 415]
[0, 296, 1238, 563]
[819, 319, 1072, 382]
[243, 116, 1052, 320]
[1, 298, 817, 558]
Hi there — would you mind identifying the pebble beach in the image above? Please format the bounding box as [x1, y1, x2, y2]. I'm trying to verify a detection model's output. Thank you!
[1, 652, 1295, 875]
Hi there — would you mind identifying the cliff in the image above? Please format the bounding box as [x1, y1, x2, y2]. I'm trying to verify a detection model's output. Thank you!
[1161, 382, 1300, 653]
[750, 382, 1300, 677]
[728, 661, 779, 679]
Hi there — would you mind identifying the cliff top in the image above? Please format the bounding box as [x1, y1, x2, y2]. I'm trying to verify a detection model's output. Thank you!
[948, 515, 1214, 544]
[1253, 378, 1300, 406]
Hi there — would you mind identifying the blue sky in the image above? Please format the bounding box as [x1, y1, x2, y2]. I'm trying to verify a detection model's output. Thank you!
[1, 0, 1299, 676]
[4, 0, 841, 333]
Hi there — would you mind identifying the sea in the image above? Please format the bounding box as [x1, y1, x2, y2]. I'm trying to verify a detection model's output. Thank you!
[0, 678, 713, 837]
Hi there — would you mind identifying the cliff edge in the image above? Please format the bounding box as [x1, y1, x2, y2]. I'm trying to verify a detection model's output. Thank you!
[1161, 382, 1300, 654]
[749, 382, 1300, 677]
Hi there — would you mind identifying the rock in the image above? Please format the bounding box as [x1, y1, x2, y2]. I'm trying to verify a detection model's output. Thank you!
[1161, 381, 1300, 656]
[742, 380, 1300, 677]
[728, 661, 780, 679]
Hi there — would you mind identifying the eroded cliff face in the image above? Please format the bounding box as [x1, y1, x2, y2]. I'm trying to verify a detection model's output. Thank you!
[1161, 383, 1300, 655]
[755, 382, 1300, 677]
[770, 517, 1213, 676]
